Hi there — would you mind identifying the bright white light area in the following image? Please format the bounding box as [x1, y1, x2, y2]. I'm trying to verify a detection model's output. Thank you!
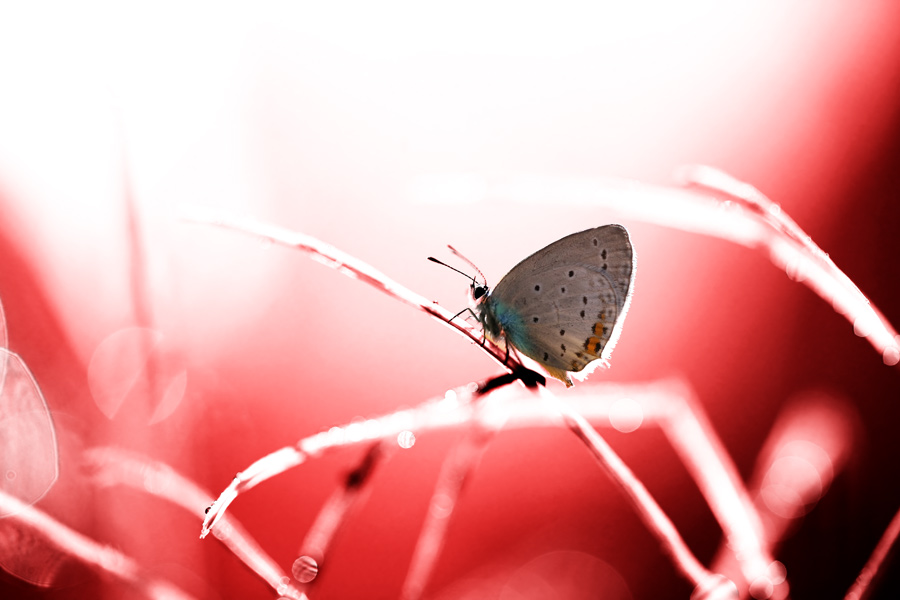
[263, 1, 725, 58]
[1, 1, 896, 391]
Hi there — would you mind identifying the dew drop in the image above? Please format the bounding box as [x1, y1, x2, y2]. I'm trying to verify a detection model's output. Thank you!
[749, 575, 774, 599]
[292, 555, 319, 583]
[853, 315, 875, 338]
[766, 561, 786, 585]
[441, 388, 460, 409]
[327, 426, 345, 444]
[397, 430, 416, 449]
[5, 470, 15, 481]
[883, 346, 900, 366]
[430, 493, 454, 519]
[784, 258, 807, 282]
[609, 398, 643, 433]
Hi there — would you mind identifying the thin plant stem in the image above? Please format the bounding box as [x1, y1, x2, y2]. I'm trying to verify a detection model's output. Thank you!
[678, 165, 899, 368]
[535, 386, 726, 594]
[401, 389, 501, 600]
[0, 489, 197, 600]
[84, 447, 306, 600]
[475, 168, 900, 368]
[845, 504, 900, 600]
[180, 208, 526, 377]
[201, 446, 309, 537]
[661, 383, 775, 593]
[199, 377, 817, 598]
[294, 441, 389, 589]
[0, 297, 7, 348]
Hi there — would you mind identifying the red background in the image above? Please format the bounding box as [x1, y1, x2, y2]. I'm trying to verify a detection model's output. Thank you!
[1, 4, 899, 599]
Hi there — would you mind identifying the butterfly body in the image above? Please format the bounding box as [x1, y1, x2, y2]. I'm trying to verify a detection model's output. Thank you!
[473, 225, 635, 387]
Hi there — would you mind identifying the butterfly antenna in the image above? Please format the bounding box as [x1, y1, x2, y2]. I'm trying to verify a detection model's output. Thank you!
[447, 245, 487, 287]
[427, 256, 478, 286]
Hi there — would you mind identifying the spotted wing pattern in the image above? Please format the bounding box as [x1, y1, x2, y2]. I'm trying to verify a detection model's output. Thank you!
[488, 225, 635, 386]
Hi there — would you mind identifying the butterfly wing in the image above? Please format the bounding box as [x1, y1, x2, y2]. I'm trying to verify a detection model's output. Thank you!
[487, 225, 635, 386]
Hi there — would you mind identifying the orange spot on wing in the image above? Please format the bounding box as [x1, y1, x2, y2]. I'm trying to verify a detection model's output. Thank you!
[583, 336, 603, 355]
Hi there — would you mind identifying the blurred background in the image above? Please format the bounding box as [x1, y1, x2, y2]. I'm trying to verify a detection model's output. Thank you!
[1, 2, 899, 598]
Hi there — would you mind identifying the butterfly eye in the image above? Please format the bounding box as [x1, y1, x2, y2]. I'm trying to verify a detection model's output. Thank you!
[473, 285, 487, 300]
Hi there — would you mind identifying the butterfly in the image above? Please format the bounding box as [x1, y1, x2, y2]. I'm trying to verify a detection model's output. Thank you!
[433, 225, 636, 387]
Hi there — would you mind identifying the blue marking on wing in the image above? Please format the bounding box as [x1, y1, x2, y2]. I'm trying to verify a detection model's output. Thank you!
[486, 297, 534, 355]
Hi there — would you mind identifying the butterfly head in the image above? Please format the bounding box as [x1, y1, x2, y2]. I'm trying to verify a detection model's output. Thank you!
[429, 246, 489, 306]
[471, 281, 489, 302]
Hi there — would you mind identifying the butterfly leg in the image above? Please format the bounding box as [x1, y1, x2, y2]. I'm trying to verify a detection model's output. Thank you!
[506, 343, 523, 366]
[449, 307, 490, 348]
[450, 307, 480, 323]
